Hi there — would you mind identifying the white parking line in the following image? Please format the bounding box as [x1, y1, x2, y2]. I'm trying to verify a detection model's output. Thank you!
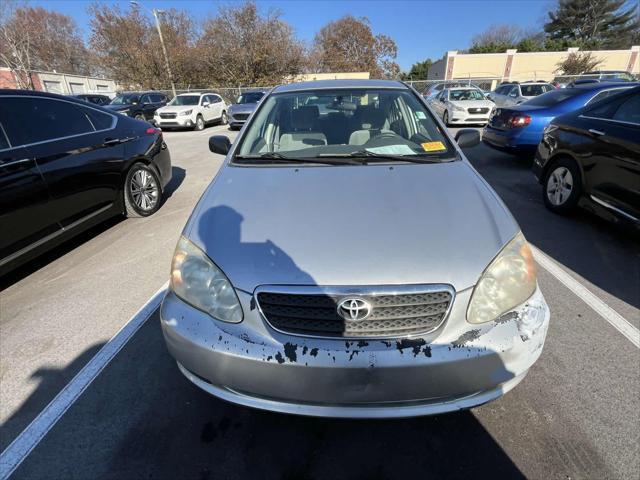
[0, 282, 168, 480]
[531, 245, 640, 348]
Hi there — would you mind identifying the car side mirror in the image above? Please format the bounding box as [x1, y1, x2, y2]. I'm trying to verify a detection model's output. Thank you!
[203, 101, 210, 107]
[454, 129, 480, 149]
[209, 135, 231, 155]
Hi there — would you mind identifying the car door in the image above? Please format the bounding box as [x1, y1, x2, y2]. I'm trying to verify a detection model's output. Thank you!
[490, 86, 506, 107]
[580, 92, 640, 220]
[0, 109, 61, 268]
[430, 91, 444, 116]
[211, 95, 224, 120]
[138, 94, 156, 121]
[202, 95, 215, 122]
[504, 85, 520, 106]
[4, 96, 125, 228]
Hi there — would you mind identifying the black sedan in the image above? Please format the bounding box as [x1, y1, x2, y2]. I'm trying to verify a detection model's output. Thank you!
[533, 86, 639, 228]
[0, 89, 172, 275]
[104, 91, 169, 122]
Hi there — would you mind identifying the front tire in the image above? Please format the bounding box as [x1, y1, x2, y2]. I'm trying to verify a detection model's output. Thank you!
[220, 111, 228, 125]
[443, 110, 450, 126]
[195, 115, 205, 131]
[542, 158, 582, 214]
[124, 163, 162, 217]
[134, 114, 145, 121]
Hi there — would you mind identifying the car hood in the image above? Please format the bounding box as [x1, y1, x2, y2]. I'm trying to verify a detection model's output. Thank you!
[229, 103, 257, 114]
[186, 160, 519, 293]
[449, 100, 495, 109]
[156, 105, 196, 113]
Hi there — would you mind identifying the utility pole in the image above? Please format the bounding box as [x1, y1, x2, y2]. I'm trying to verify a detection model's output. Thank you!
[130, 1, 176, 97]
[151, 9, 176, 98]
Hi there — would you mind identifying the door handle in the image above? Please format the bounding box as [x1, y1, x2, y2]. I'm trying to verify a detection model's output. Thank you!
[588, 129, 605, 136]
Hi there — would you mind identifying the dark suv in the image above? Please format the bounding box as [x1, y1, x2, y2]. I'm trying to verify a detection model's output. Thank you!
[105, 91, 169, 121]
[0, 89, 172, 275]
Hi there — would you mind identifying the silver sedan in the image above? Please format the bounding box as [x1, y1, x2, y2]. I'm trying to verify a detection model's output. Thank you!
[160, 79, 550, 418]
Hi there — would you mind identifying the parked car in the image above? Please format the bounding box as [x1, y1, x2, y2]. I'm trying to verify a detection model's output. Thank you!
[153, 92, 228, 130]
[422, 81, 478, 100]
[488, 82, 555, 107]
[483, 82, 639, 156]
[429, 87, 495, 126]
[578, 71, 637, 82]
[160, 79, 550, 418]
[70, 93, 112, 106]
[227, 89, 267, 130]
[0, 89, 172, 275]
[104, 91, 169, 122]
[533, 86, 640, 228]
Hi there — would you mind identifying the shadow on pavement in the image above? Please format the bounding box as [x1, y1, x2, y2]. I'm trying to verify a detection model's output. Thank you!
[162, 166, 186, 201]
[11, 315, 526, 480]
[465, 143, 640, 310]
[0, 343, 106, 452]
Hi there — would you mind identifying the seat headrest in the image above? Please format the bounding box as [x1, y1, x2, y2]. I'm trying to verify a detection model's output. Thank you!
[292, 106, 319, 130]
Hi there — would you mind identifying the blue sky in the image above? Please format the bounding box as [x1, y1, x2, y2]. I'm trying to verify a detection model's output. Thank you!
[31, 0, 553, 70]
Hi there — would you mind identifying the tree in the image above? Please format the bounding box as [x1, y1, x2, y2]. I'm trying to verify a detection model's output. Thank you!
[311, 16, 399, 78]
[89, 3, 198, 89]
[0, 2, 91, 88]
[556, 51, 602, 74]
[197, 1, 304, 86]
[468, 25, 549, 53]
[544, 0, 638, 49]
[400, 59, 432, 81]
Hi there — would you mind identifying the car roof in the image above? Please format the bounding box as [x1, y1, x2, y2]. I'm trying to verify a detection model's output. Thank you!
[272, 79, 406, 93]
[446, 86, 481, 91]
[572, 81, 640, 91]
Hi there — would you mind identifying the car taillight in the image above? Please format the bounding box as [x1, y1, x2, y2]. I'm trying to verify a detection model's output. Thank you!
[146, 127, 161, 135]
[508, 115, 531, 128]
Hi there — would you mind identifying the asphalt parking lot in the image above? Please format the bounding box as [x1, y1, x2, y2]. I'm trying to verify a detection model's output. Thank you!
[1, 125, 639, 479]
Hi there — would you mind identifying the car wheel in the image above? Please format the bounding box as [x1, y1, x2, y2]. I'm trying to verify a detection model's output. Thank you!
[134, 114, 145, 121]
[443, 110, 450, 126]
[194, 115, 205, 131]
[124, 163, 162, 217]
[220, 111, 228, 125]
[542, 158, 582, 214]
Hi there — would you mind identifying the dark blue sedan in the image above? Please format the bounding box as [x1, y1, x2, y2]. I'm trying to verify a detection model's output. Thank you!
[482, 82, 640, 156]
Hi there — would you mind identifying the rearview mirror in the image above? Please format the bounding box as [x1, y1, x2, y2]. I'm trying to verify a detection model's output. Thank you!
[209, 135, 231, 155]
[454, 129, 480, 149]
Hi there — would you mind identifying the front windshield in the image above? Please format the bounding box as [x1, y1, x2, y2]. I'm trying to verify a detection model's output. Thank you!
[110, 94, 139, 105]
[235, 88, 453, 162]
[524, 89, 582, 106]
[521, 84, 553, 96]
[236, 92, 264, 104]
[449, 89, 485, 101]
[170, 95, 200, 106]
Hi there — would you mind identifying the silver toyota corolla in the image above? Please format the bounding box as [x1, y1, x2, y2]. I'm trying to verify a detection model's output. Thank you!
[161, 79, 550, 418]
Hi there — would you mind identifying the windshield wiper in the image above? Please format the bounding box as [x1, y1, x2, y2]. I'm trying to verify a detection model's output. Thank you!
[317, 150, 446, 164]
[234, 152, 361, 166]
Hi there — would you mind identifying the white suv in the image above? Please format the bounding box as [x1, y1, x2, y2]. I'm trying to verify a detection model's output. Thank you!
[154, 92, 228, 130]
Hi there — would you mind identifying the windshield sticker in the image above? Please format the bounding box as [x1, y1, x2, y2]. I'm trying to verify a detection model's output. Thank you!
[366, 145, 416, 155]
[421, 141, 446, 152]
[415, 111, 426, 120]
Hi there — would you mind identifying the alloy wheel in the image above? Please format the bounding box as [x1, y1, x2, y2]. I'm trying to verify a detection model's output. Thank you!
[546, 166, 573, 206]
[196, 116, 204, 130]
[130, 169, 159, 211]
[221, 111, 228, 125]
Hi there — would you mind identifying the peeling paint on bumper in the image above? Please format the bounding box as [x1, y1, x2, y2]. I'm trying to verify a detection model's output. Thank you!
[160, 286, 550, 418]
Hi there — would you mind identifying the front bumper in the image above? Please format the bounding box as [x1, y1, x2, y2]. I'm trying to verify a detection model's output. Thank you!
[154, 115, 195, 128]
[448, 110, 491, 125]
[160, 286, 550, 418]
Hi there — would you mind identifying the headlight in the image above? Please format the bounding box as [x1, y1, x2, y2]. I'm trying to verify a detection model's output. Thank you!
[452, 104, 466, 112]
[170, 236, 243, 323]
[179, 109, 193, 116]
[467, 232, 537, 324]
[154, 111, 160, 117]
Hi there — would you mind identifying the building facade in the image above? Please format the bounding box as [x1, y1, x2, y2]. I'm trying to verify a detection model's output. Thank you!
[428, 46, 640, 84]
[0, 68, 119, 97]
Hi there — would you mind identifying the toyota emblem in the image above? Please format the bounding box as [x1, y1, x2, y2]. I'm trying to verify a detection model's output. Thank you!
[337, 298, 372, 321]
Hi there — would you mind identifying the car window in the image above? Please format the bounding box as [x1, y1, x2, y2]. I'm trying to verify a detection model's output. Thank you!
[236, 88, 453, 161]
[611, 94, 640, 124]
[150, 94, 163, 103]
[0, 97, 95, 147]
[81, 106, 114, 130]
[524, 89, 583, 107]
[449, 89, 485, 101]
[509, 86, 520, 97]
[212, 95, 222, 104]
[140, 94, 151, 104]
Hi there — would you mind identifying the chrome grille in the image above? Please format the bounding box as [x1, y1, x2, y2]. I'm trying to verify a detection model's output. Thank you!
[160, 112, 177, 119]
[256, 286, 453, 338]
[232, 113, 249, 121]
[467, 107, 490, 114]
